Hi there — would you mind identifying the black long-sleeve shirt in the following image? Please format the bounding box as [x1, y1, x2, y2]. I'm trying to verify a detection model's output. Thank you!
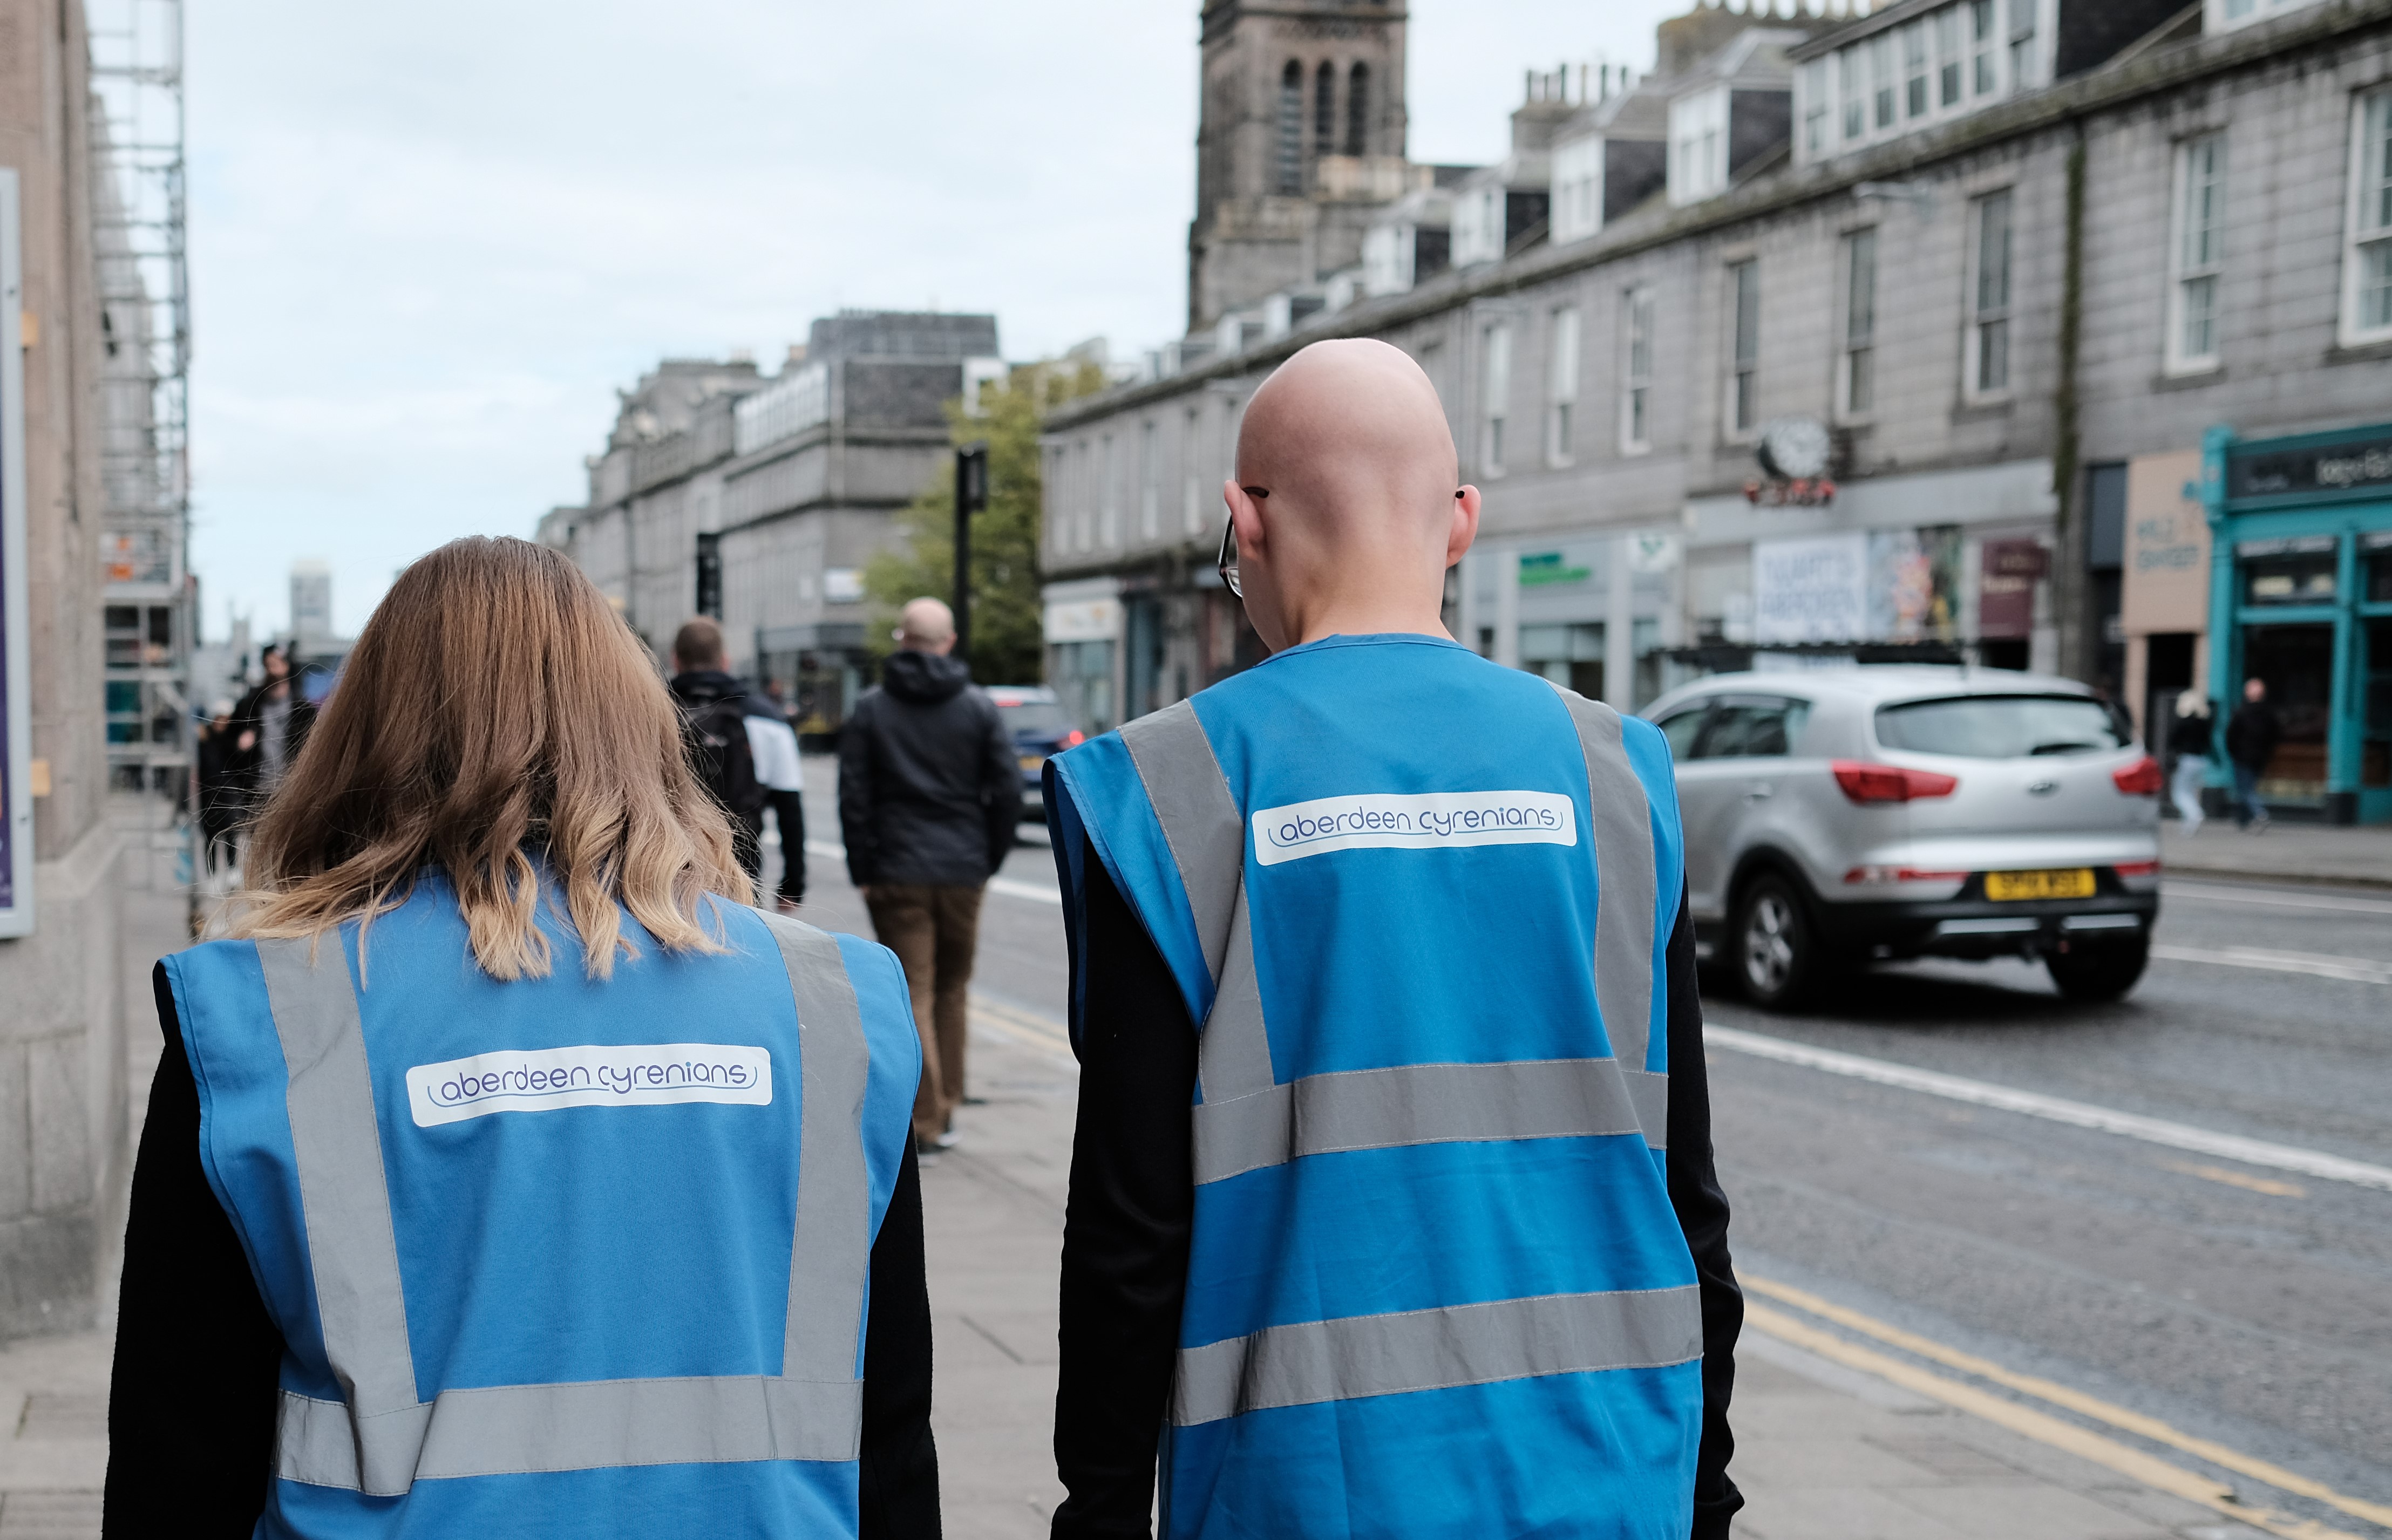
[105, 963, 941, 1538]
[1051, 860, 1744, 1538]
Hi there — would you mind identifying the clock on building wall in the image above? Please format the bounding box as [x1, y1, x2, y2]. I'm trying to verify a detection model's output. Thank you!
[1747, 416, 1837, 508]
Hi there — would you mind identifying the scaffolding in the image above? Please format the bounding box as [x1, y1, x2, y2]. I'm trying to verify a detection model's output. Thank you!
[87, 0, 195, 897]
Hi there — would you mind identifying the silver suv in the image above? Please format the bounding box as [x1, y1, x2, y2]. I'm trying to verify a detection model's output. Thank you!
[1641, 666, 2162, 1009]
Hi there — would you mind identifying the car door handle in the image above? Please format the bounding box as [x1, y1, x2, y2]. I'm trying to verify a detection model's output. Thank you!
[1744, 784, 1775, 801]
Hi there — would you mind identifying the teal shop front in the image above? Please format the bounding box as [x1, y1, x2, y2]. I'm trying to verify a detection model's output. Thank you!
[2204, 424, 2392, 826]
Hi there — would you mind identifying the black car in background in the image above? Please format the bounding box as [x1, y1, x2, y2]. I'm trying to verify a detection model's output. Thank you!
[988, 685, 1083, 822]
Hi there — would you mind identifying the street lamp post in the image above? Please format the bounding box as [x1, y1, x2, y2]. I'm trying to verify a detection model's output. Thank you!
[953, 442, 989, 660]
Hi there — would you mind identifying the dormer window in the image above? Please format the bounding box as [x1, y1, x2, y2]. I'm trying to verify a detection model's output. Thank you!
[1668, 86, 1729, 206]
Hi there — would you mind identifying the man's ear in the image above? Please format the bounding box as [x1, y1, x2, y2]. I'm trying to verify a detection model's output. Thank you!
[1226, 479, 1266, 555]
[1446, 486, 1483, 568]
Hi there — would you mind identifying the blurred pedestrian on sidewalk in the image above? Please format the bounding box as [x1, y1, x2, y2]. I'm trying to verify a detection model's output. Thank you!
[839, 597, 1020, 1159]
[2225, 677, 2280, 833]
[105, 536, 937, 1539]
[194, 697, 243, 877]
[745, 682, 810, 911]
[1045, 340, 1741, 1539]
[669, 617, 768, 885]
[2170, 689, 2213, 835]
[229, 643, 316, 814]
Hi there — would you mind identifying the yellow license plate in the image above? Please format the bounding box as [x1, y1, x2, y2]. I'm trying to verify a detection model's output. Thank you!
[1985, 868, 2096, 901]
[1018, 755, 1046, 773]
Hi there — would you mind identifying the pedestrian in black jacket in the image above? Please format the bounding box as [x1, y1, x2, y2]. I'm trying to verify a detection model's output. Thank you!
[669, 617, 769, 881]
[839, 597, 1020, 1157]
[2223, 677, 2280, 832]
[227, 644, 317, 818]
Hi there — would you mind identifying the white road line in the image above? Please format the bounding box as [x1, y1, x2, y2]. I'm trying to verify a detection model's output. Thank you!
[801, 840, 1061, 907]
[2162, 880, 2392, 917]
[2150, 943, 2392, 986]
[1706, 1025, 2392, 1194]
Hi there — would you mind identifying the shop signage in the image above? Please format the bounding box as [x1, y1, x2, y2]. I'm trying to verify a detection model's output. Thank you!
[1518, 551, 1592, 587]
[1752, 529, 1960, 645]
[1042, 596, 1121, 644]
[1, 174, 31, 937]
[1979, 537, 2047, 640]
[2120, 450, 2210, 638]
[1626, 532, 1682, 575]
[2233, 534, 2337, 558]
[2226, 433, 2392, 501]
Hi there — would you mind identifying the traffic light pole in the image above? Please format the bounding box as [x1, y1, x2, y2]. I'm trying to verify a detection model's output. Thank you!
[953, 442, 988, 660]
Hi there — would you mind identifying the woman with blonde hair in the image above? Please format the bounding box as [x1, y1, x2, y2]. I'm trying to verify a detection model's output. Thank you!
[103, 537, 938, 1538]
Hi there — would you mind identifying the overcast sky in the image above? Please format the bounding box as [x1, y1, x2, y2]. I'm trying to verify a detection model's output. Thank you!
[186, 0, 1687, 638]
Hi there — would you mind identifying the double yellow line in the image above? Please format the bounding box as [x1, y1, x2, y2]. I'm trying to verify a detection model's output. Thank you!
[1745, 1275, 2392, 1540]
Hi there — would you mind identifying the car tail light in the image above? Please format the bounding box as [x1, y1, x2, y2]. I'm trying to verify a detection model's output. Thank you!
[2113, 860, 2161, 878]
[1060, 729, 1085, 749]
[2111, 756, 2163, 796]
[1843, 866, 1970, 885]
[1831, 761, 1960, 804]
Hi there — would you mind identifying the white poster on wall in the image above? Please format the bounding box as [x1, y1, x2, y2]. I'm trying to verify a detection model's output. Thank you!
[1751, 533, 1868, 644]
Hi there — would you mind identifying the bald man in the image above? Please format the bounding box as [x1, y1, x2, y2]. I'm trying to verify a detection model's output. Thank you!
[1044, 340, 1742, 1538]
[839, 596, 1023, 1155]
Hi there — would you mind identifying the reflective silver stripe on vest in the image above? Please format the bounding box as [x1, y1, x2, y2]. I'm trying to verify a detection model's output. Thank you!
[1544, 682, 1666, 1150]
[1119, 700, 1243, 979]
[1168, 1285, 1703, 1426]
[257, 937, 423, 1489]
[759, 913, 875, 1397]
[262, 913, 874, 1493]
[1191, 1058, 1648, 1185]
[278, 1375, 863, 1486]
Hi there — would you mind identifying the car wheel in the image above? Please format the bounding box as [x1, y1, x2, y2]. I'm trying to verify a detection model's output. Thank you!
[1734, 874, 1817, 1011]
[2045, 937, 2149, 1002]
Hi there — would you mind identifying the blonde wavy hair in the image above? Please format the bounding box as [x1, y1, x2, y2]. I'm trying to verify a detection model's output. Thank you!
[233, 536, 751, 981]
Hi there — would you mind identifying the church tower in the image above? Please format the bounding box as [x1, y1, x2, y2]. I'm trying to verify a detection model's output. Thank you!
[1188, 0, 1411, 332]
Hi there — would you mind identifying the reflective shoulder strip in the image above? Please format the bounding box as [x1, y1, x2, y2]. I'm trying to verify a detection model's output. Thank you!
[264, 914, 873, 1495]
[1119, 700, 1243, 982]
[279, 1375, 863, 1485]
[1118, 701, 1278, 1104]
[257, 936, 424, 1481]
[758, 911, 874, 1396]
[1195, 883, 1275, 1102]
[1168, 1285, 1702, 1426]
[1541, 682, 1666, 1149]
[1191, 1058, 1649, 1185]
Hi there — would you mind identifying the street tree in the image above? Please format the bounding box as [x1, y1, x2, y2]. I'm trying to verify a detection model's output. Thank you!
[865, 358, 1106, 686]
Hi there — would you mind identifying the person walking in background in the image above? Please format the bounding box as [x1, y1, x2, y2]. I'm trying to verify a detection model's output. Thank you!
[1044, 340, 1740, 1538]
[229, 643, 317, 815]
[2170, 689, 2214, 835]
[105, 537, 938, 1539]
[746, 684, 810, 911]
[669, 618, 769, 884]
[839, 597, 1020, 1160]
[194, 698, 243, 878]
[2225, 677, 2280, 833]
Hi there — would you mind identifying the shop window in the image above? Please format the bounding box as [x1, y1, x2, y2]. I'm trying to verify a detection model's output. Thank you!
[1520, 622, 1606, 699]
[2366, 618, 2392, 788]
[2369, 539, 2392, 602]
[2243, 553, 2337, 607]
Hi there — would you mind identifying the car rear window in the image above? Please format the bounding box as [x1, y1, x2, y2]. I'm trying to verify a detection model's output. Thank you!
[998, 701, 1072, 734]
[1874, 694, 2128, 759]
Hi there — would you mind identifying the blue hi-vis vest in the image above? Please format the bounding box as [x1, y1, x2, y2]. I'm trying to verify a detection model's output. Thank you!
[1047, 633, 1703, 1540]
[162, 882, 920, 1539]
